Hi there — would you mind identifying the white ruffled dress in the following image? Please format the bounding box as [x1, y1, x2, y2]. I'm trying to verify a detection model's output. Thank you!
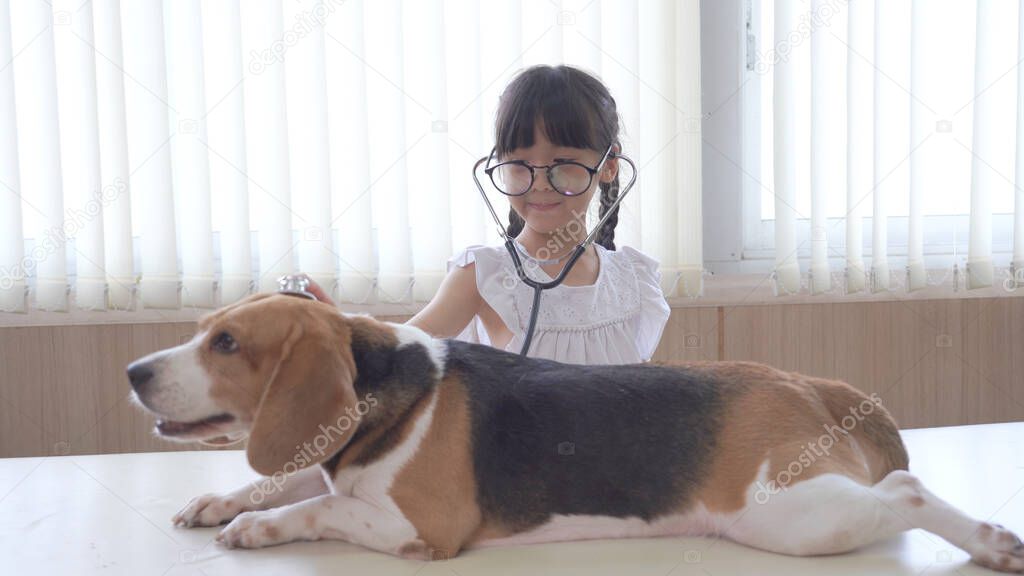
[447, 243, 671, 365]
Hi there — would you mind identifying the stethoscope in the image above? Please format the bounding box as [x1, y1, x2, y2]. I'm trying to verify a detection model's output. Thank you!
[472, 144, 638, 356]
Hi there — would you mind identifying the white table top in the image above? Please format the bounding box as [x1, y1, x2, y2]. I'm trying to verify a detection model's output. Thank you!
[1, 422, 1022, 576]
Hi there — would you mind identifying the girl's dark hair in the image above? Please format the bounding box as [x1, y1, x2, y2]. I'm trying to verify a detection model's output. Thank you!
[494, 65, 621, 250]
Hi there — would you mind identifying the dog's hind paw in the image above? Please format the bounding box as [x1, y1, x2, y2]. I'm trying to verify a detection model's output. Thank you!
[969, 523, 1024, 574]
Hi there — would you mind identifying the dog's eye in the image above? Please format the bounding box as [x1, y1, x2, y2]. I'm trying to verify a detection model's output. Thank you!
[211, 331, 238, 354]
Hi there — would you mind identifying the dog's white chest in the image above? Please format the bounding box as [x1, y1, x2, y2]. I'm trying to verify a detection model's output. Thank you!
[328, 390, 439, 517]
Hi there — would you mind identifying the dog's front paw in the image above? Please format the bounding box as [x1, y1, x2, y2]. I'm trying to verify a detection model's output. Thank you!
[216, 511, 298, 549]
[969, 523, 1024, 573]
[173, 493, 245, 528]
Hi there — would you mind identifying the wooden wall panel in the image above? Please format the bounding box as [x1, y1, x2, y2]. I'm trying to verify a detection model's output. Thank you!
[1, 296, 1023, 457]
[0, 322, 235, 457]
[651, 307, 720, 363]
[1, 327, 49, 457]
[961, 298, 1024, 425]
[721, 303, 836, 376]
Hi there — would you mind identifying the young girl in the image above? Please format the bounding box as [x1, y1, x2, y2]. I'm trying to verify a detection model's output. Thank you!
[309, 65, 670, 365]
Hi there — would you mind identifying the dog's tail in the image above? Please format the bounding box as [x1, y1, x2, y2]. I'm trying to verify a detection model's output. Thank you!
[809, 378, 910, 482]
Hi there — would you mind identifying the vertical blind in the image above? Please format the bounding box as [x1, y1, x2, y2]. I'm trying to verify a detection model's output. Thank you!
[765, 0, 1024, 295]
[0, 0, 703, 314]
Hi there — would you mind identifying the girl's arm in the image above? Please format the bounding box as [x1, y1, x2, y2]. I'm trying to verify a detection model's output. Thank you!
[405, 264, 481, 337]
[303, 276, 335, 305]
[299, 267, 482, 338]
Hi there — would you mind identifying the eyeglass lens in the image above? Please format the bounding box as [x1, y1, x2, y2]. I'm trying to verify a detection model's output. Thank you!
[494, 163, 593, 196]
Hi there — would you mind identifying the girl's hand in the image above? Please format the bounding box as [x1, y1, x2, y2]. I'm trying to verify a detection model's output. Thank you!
[296, 274, 337, 306]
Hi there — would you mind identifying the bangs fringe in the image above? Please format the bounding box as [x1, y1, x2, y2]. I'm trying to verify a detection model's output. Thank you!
[494, 65, 613, 157]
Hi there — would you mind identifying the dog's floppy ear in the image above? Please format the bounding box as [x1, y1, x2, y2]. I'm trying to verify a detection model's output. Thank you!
[247, 321, 360, 476]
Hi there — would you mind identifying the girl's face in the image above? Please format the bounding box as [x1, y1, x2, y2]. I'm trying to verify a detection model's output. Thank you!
[501, 124, 618, 236]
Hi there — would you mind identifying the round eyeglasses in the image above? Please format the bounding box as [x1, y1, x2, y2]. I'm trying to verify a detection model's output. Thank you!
[483, 143, 614, 197]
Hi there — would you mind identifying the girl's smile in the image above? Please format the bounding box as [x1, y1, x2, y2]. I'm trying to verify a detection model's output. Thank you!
[525, 200, 562, 212]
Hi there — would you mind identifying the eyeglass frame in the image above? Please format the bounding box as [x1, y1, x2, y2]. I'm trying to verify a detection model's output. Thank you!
[482, 142, 615, 197]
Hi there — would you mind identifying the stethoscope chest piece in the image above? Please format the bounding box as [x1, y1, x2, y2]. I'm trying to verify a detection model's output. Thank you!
[276, 274, 318, 301]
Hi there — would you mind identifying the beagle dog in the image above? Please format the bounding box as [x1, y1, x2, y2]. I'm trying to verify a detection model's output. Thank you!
[127, 293, 1024, 572]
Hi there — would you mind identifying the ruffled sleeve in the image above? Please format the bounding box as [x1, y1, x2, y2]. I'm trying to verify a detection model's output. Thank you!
[620, 246, 671, 361]
[445, 245, 522, 348]
[446, 245, 480, 272]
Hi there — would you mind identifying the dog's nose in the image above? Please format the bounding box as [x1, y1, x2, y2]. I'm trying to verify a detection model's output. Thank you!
[127, 361, 154, 391]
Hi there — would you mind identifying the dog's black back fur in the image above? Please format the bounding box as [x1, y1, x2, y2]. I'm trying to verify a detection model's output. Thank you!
[443, 339, 729, 532]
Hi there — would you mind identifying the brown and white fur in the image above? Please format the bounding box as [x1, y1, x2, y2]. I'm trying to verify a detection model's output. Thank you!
[127, 294, 1024, 572]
